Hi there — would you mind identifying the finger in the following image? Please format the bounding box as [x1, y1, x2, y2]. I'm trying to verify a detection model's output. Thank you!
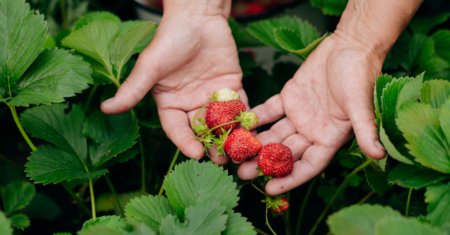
[101, 49, 162, 114]
[346, 88, 385, 160]
[237, 119, 297, 180]
[207, 146, 230, 165]
[265, 145, 338, 196]
[159, 109, 204, 159]
[250, 95, 285, 129]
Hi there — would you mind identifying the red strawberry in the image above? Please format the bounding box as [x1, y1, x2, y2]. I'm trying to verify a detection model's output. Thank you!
[270, 196, 289, 214]
[205, 100, 246, 135]
[246, 3, 266, 15]
[224, 128, 262, 162]
[257, 143, 294, 177]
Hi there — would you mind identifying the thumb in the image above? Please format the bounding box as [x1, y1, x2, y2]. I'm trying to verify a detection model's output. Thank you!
[347, 84, 386, 160]
[100, 50, 161, 114]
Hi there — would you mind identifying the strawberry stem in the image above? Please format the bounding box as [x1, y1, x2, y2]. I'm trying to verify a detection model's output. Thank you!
[192, 105, 208, 134]
[209, 120, 241, 132]
[251, 182, 268, 196]
[266, 200, 277, 235]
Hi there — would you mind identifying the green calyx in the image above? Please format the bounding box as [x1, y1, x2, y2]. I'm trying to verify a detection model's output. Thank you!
[214, 128, 231, 156]
[262, 195, 286, 211]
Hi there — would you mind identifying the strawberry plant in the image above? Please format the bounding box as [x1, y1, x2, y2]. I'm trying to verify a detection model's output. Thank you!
[1, 0, 450, 234]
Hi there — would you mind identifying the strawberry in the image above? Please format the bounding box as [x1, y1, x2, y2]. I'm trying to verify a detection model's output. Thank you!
[224, 128, 262, 162]
[270, 196, 289, 214]
[212, 88, 240, 101]
[246, 3, 266, 15]
[205, 100, 246, 135]
[257, 143, 294, 178]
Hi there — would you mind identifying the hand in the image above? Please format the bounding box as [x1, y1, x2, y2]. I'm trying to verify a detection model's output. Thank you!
[238, 33, 387, 195]
[101, 5, 248, 165]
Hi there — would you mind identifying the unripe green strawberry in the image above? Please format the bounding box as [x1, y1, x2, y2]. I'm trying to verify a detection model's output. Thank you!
[205, 100, 246, 135]
[212, 88, 240, 101]
[236, 112, 259, 130]
[224, 128, 262, 162]
[270, 196, 289, 214]
[257, 143, 294, 178]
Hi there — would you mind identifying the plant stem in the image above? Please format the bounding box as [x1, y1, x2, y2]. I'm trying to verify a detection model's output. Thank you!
[62, 181, 92, 216]
[9, 105, 37, 151]
[296, 177, 318, 235]
[357, 190, 375, 205]
[89, 179, 96, 221]
[158, 148, 180, 197]
[251, 183, 268, 196]
[406, 188, 413, 217]
[209, 120, 241, 132]
[139, 134, 146, 195]
[84, 85, 98, 112]
[308, 159, 373, 235]
[254, 227, 271, 235]
[266, 204, 277, 235]
[60, 0, 68, 30]
[105, 174, 124, 217]
[192, 105, 208, 131]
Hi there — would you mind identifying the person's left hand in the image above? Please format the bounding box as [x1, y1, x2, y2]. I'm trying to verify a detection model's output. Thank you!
[237, 33, 386, 195]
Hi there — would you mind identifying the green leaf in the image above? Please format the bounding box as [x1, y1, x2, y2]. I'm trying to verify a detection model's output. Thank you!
[43, 36, 56, 49]
[120, 20, 158, 54]
[383, 31, 411, 70]
[125, 195, 175, 233]
[0, 0, 47, 99]
[420, 80, 450, 108]
[310, 0, 348, 16]
[365, 159, 391, 196]
[374, 217, 445, 235]
[415, 57, 450, 81]
[247, 16, 322, 59]
[0, 211, 12, 235]
[62, 20, 120, 78]
[110, 22, 155, 77]
[73, 11, 122, 31]
[408, 34, 434, 71]
[388, 163, 450, 189]
[104, 148, 139, 168]
[8, 48, 93, 106]
[82, 216, 126, 230]
[78, 225, 124, 235]
[53, 233, 71, 235]
[164, 160, 239, 219]
[159, 201, 227, 235]
[397, 102, 450, 173]
[2, 181, 35, 215]
[380, 74, 423, 164]
[222, 210, 256, 235]
[21, 104, 88, 163]
[432, 30, 450, 65]
[228, 18, 264, 49]
[83, 111, 138, 167]
[21, 192, 61, 220]
[9, 213, 30, 230]
[409, 13, 450, 35]
[374, 74, 394, 126]
[426, 183, 450, 226]
[274, 27, 330, 59]
[327, 204, 402, 235]
[26, 145, 108, 184]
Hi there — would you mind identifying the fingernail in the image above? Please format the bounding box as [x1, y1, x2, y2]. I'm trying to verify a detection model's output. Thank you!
[375, 140, 385, 150]
[103, 98, 113, 104]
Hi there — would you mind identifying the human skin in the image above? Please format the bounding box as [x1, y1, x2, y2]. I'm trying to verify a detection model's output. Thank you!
[101, 0, 423, 194]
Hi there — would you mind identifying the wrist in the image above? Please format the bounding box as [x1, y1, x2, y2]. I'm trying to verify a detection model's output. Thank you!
[335, 0, 422, 60]
[163, 0, 232, 18]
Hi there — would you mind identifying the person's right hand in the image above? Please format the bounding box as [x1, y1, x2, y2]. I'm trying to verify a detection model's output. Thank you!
[101, 1, 249, 165]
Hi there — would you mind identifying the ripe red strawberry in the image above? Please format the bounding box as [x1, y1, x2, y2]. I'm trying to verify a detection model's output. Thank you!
[257, 143, 294, 177]
[270, 196, 289, 214]
[224, 128, 262, 162]
[205, 100, 246, 135]
[246, 3, 266, 15]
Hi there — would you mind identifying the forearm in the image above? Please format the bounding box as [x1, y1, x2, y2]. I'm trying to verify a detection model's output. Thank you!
[163, 0, 233, 17]
[335, 0, 423, 59]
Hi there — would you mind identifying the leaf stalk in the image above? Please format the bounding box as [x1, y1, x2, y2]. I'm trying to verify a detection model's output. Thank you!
[9, 105, 37, 151]
[89, 179, 96, 221]
[158, 148, 180, 196]
[406, 188, 413, 217]
[105, 174, 124, 217]
[308, 158, 373, 235]
[62, 181, 92, 216]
